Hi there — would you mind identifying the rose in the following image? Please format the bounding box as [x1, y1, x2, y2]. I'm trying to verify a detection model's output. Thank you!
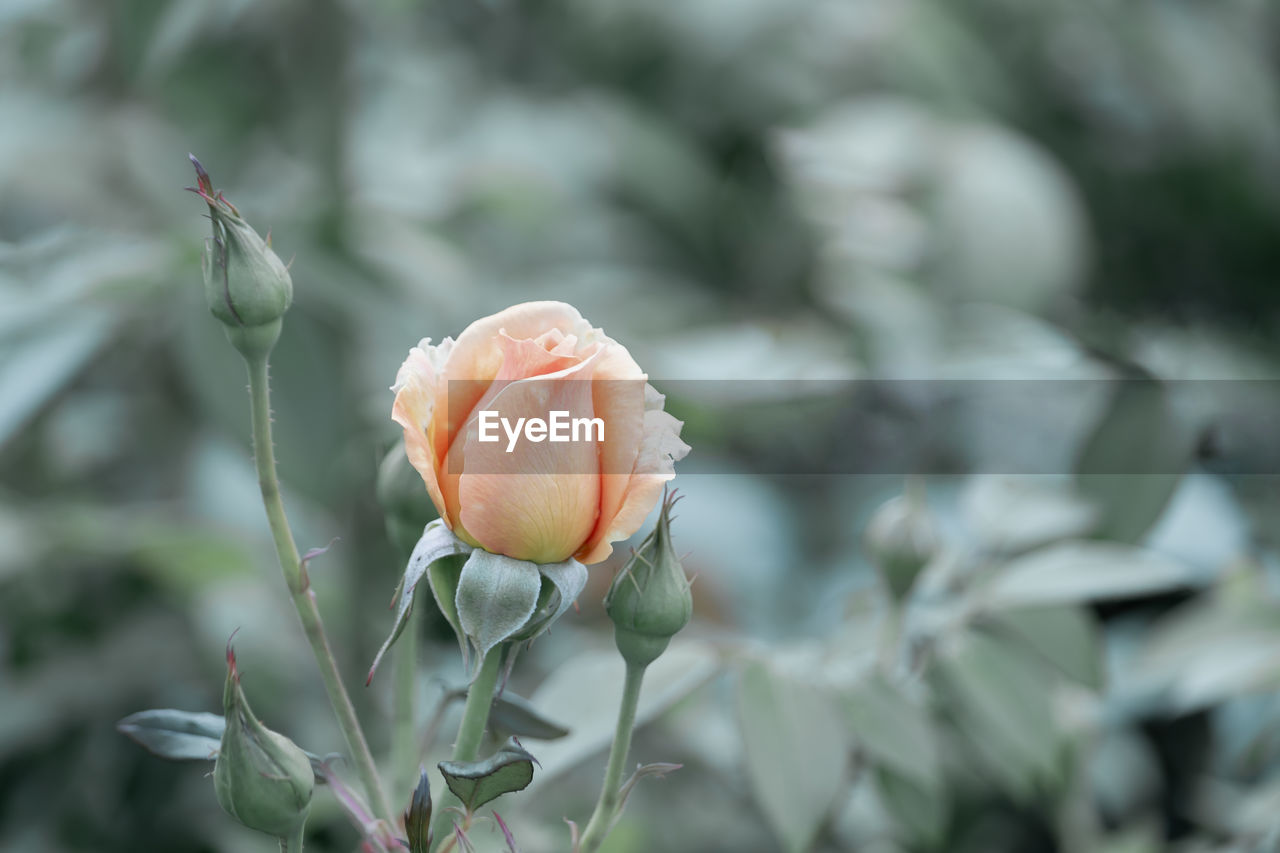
[391, 301, 689, 565]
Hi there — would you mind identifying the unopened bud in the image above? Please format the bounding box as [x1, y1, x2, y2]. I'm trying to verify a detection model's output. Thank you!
[214, 644, 313, 840]
[605, 491, 693, 667]
[404, 767, 433, 853]
[189, 155, 292, 359]
[864, 487, 937, 602]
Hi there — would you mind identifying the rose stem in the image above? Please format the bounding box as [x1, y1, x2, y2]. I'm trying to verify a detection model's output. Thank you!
[280, 823, 306, 853]
[392, 603, 421, 795]
[245, 353, 395, 826]
[578, 660, 647, 852]
[430, 645, 504, 850]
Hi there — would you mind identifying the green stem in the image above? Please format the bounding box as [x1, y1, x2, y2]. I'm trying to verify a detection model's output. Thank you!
[392, 604, 421, 795]
[578, 661, 647, 853]
[430, 647, 504, 850]
[245, 355, 394, 826]
[280, 823, 306, 853]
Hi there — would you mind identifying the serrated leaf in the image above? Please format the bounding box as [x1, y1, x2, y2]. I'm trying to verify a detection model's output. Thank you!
[455, 551, 542, 665]
[738, 661, 847, 853]
[489, 692, 570, 741]
[841, 673, 939, 792]
[983, 541, 1196, 610]
[368, 520, 472, 684]
[438, 737, 537, 812]
[116, 709, 225, 761]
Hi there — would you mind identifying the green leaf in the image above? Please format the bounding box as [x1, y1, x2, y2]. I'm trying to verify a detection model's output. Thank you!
[840, 672, 939, 793]
[1074, 380, 1189, 543]
[981, 605, 1102, 688]
[929, 631, 1061, 799]
[874, 766, 949, 849]
[438, 737, 537, 812]
[524, 640, 718, 789]
[455, 550, 542, 665]
[738, 660, 848, 853]
[489, 692, 570, 741]
[368, 520, 473, 684]
[982, 541, 1196, 610]
[116, 709, 225, 761]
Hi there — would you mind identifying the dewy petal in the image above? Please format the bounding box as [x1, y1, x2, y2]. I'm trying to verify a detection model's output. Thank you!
[576, 386, 690, 565]
[457, 355, 603, 564]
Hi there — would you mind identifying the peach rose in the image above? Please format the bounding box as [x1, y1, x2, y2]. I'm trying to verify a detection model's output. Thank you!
[391, 301, 689, 565]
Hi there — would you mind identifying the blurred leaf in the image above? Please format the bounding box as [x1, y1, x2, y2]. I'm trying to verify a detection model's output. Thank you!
[961, 476, 1098, 556]
[1124, 572, 1280, 713]
[981, 605, 1102, 689]
[116, 709, 225, 761]
[839, 672, 939, 793]
[438, 737, 536, 812]
[1074, 381, 1190, 543]
[982, 541, 1196, 609]
[929, 631, 1061, 799]
[526, 640, 719, 790]
[0, 308, 120, 450]
[737, 660, 847, 853]
[489, 692, 570, 741]
[874, 766, 948, 849]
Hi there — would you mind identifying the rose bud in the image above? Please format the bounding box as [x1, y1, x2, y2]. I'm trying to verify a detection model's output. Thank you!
[391, 301, 689, 567]
[864, 487, 938, 602]
[188, 155, 293, 358]
[214, 644, 314, 841]
[605, 492, 693, 667]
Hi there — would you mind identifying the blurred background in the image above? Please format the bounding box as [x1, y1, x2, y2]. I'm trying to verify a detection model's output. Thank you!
[3, 0, 1280, 851]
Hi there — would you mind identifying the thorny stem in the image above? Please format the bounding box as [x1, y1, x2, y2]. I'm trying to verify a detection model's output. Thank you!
[245, 354, 395, 827]
[578, 660, 647, 852]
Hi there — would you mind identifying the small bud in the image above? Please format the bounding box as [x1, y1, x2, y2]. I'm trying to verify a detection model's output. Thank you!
[214, 644, 314, 840]
[377, 442, 436, 557]
[864, 486, 937, 602]
[605, 491, 693, 667]
[188, 155, 292, 359]
[404, 767, 433, 853]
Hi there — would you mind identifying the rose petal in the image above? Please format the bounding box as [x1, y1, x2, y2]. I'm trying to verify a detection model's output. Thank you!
[457, 356, 603, 564]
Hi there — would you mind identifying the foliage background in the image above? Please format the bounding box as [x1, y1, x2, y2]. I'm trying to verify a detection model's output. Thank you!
[3, 1, 1280, 851]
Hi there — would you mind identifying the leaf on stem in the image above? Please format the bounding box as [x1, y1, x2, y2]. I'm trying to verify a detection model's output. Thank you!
[368, 520, 473, 684]
[438, 737, 538, 812]
[116, 709, 226, 761]
[616, 762, 682, 812]
[489, 692, 570, 741]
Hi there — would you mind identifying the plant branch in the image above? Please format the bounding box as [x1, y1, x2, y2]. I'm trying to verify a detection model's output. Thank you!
[245, 354, 395, 826]
[430, 646, 503, 850]
[578, 660, 647, 852]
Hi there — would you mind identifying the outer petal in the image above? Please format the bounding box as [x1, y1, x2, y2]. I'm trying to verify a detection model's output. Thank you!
[576, 386, 690, 565]
[582, 341, 648, 563]
[457, 356, 603, 564]
[390, 341, 454, 526]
